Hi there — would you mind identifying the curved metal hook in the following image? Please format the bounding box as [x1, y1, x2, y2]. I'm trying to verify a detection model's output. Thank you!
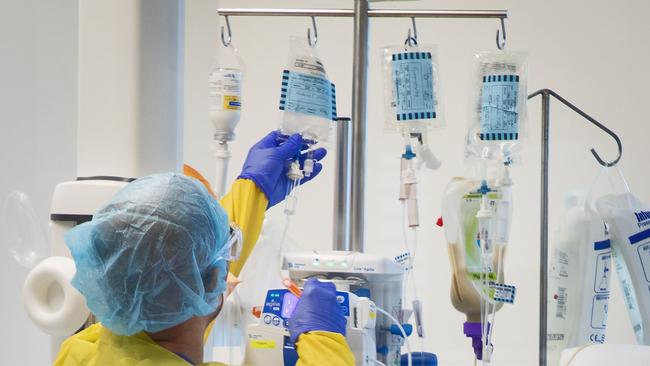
[221, 16, 232, 47]
[404, 17, 418, 47]
[528, 89, 623, 167]
[496, 18, 506, 50]
[308, 16, 318, 47]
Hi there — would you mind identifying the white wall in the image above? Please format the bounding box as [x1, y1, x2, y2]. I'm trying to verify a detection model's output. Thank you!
[1, 0, 649, 364]
[185, 1, 649, 365]
[0, 0, 77, 364]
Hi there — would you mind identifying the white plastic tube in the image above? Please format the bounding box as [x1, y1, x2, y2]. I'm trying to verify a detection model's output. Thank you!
[214, 142, 231, 198]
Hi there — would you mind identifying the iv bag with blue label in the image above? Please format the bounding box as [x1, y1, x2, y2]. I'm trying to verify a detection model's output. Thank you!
[597, 189, 650, 345]
[465, 51, 528, 163]
[382, 44, 444, 134]
[279, 37, 336, 143]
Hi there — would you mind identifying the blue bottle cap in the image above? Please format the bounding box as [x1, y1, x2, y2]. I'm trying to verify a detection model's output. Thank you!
[400, 352, 438, 366]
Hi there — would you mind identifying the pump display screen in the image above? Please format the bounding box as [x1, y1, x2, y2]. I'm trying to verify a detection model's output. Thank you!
[262, 288, 351, 329]
[281, 292, 299, 318]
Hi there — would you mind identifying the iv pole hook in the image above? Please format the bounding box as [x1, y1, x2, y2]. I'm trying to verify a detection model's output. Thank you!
[496, 18, 506, 50]
[308, 16, 318, 47]
[528, 89, 623, 167]
[405, 17, 418, 47]
[221, 15, 232, 47]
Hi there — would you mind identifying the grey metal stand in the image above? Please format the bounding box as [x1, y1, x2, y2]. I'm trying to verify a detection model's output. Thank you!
[528, 89, 623, 366]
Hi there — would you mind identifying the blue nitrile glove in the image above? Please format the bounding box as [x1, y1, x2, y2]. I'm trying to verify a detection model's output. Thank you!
[238, 130, 327, 208]
[288, 278, 347, 343]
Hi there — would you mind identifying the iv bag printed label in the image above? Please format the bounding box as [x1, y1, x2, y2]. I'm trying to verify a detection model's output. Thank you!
[209, 70, 242, 112]
[590, 293, 609, 330]
[490, 282, 516, 303]
[223, 95, 241, 110]
[395, 252, 412, 271]
[391, 52, 436, 121]
[551, 250, 569, 279]
[594, 251, 612, 293]
[638, 243, 650, 282]
[555, 287, 568, 319]
[279, 70, 337, 121]
[628, 228, 650, 282]
[479, 74, 519, 141]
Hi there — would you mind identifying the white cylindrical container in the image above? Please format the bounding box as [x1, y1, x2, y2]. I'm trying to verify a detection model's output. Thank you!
[209, 68, 242, 142]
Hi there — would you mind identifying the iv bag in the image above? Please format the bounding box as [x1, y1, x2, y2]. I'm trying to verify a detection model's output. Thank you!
[381, 44, 444, 134]
[209, 43, 245, 142]
[465, 51, 529, 163]
[441, 178, 508, 316]
[547, 191, 612, 366]
[279, 37, 336, 143]
[597, 192, 650, 345]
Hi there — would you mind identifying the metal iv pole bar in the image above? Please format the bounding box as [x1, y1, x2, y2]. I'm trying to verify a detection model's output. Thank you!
[217, 8, 508, 19]
[349, 0, 370, 252]
[528, 89, 623, 366]
[334, 118, 352, 251]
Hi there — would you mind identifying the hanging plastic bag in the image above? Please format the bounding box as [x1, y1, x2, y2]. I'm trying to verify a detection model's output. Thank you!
[209, 42, 246, 142]
[465, 51, 529, 164]
[441, 176, 514, 361]
[547, 190, 612, 366]
[279, 37, 336, 143]
[381, 44, 444, 134]
[596, 169, 650, 345]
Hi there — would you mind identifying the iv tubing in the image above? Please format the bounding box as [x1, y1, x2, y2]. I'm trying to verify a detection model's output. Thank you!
[214, 141, 231, 198]
[279, 172, 302, 279]
[376, 306, 412, 366]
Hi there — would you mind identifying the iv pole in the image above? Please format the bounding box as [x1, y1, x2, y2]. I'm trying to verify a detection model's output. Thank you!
[528, 89, 623, 366]
[216, 5, 509, 254]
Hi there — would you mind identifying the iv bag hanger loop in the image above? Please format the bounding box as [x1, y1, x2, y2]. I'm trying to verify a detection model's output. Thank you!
[404, 17, 418, 47]
[528, 89, 623, 167]
[308, 16, 318, 47]
[496, 17, 506, 50]
[221, 15, 232, 47]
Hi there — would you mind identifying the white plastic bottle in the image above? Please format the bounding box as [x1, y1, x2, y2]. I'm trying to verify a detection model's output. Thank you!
[208, 67, 242, 142]
[547, 192, 612, 365]
[597, 192, 650, 345]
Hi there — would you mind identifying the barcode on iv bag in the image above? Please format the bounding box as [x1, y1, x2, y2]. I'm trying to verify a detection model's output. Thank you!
[555, 287, 568, 319]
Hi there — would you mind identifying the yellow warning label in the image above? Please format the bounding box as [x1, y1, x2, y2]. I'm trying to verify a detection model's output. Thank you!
[250, 340, 276, 349]
[369, 311, 376, 319]
[223, 95, 241, 110]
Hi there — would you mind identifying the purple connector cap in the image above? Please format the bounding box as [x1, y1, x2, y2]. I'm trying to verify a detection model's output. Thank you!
[463, 322, 491, 361]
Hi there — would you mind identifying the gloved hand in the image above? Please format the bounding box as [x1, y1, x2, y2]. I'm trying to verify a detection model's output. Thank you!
[238, 130, 327, 208]
[288, 278, 347, 343]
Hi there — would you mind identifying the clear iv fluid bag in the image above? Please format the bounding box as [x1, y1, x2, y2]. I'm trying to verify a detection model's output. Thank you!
[464, 51, 528, 163]
[381, 44, 444, 134]
[279, 37, 336, 143]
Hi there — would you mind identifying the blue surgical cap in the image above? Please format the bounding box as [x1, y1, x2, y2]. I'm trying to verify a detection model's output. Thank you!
[65, 173, 230, 336]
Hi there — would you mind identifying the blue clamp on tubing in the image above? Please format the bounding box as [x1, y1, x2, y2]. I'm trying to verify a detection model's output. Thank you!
[390, 324, 413, 338]
[477, 180, 491, 195]
[402, 145, 416, 160]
